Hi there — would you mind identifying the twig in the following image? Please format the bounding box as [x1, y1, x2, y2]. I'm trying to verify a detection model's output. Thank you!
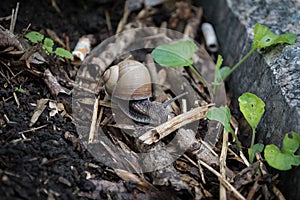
[183, 6, 203, 39]
[145, 54, 165, 98]
[183, 154, 206, 184]
[198, 160, 206, 184]
[271, 185, 286, 200]
[227, 147, 244, 164]
[239, 150, 250, 167]
[4, 114, 17, 124]
[46, 29, 66, 48]
[0, 15, 12, 22]
[181, 98, 187, 113]
[176, 129, 233, 177]
[9, 2, 19, 33]
[139, 104, 214, 144]
[0, 60, 15, 80]
[198, 159, 246, 200]
[9, 7, 15, 32]
[235, 128, 250, 167]
[200, 139, 219, 157]
[10, 138, 31, 144]
[18, 124, 48, 134]
[96, 105, 104, 130]
[95, 96, 105, 135]
[29, 98, 49, 127]
[116, 0, 130, 34]
[51, 0, 62, 14]
[104, 9, 112, 35]
[13, 92, 20, 108]
[219, 130, 229, 200]
[246, 180, 261, 200]
[43, 69, 71, 97]
[65, 35, 70, 51]
[0, 69, 13, 89]
[88, 96, 99, 144]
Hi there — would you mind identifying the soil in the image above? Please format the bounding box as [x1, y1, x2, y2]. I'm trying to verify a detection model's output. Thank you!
[0, 0, 124, 199]
[0, 0, 286, 200]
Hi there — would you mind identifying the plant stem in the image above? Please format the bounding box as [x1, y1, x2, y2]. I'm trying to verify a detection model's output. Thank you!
[250, 128, 256, 149]
[212, 70, 221, 96]
[212, 55, 223, 95]
[189, 64, 207, 85]
[223, 48, 256, 80]
[230, 130, 242, 152]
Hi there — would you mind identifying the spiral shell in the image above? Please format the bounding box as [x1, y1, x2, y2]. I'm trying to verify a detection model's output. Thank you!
[103, 60, 152, 100]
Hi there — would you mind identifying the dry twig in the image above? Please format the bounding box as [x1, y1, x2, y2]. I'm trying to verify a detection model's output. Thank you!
[183, 6, 203, 39]
[219, 130, 229, 200]
[18, 124, 48, 134]
[116, 1, 131, 34]
[104, 9, 112, 35]
[198, 159, 246, 200]
[139, 104, 214, 144]
[88, 96, 99, 144]
[9, 2, 19, 33]
[51, 0, 62, 15]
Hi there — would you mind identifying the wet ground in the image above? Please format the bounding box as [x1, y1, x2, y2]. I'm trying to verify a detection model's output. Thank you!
[0, 0, 123, 199]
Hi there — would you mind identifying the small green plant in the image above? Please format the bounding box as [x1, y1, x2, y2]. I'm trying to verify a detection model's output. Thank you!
[212, 54, 224, 94]
[151, 40, 206, 85]
[25, 31, 73, 60]
[219, 24, 297, 81]
[248, 143, 264, 164]
[15, 86, 24, 93]
[238, 92, 265, 163]
[264, 132, 300, 170]
[151, 24, 297, 97]
[205, 106, 242, 151]
[150, 24, 298, 171]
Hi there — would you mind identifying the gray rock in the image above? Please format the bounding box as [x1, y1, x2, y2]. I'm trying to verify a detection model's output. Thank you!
[196, 0, 300, 199]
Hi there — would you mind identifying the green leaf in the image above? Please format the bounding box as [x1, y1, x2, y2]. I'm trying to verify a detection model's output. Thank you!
[206, 107, 234, 134]
[219, 66, 231, 80]
[15, 87, 24, 93]
[278, 33, 298, 45]
[43, 38, 54, 53]
[264, 132, 300, 171]
[265, 145, 300, 171]
[25, 31, 44, 43]
[252, 24, 297, 50]
[248, 143, 264, 164]
[151, 40, 197, 67]
[238, 92, 265, 130]
[54, 47, 73, 60]
[282, 132, 300, 155]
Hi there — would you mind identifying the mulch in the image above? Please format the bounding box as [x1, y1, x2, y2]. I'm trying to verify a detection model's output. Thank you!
[0, 0, 286, 199]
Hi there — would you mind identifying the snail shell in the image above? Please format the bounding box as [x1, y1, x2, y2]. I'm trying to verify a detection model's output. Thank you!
[102, 60, 186, 125]
[103, 60, 152, 100]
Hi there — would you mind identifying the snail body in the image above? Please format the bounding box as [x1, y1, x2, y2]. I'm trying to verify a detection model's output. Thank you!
[103, 60, 185, 125]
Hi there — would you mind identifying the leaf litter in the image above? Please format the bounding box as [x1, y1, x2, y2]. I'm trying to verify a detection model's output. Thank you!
[0, 0, 290, 199]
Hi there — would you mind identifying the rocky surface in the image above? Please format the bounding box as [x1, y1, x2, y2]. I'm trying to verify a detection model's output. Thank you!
[197, 0, 300, 199]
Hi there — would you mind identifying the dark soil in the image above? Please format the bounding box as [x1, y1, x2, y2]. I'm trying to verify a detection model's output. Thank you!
[0, 0, 123, 199]
[0, 0, 286, 199]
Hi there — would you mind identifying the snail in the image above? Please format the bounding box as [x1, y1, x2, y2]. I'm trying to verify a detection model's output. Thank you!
[102, 60, 186, 125]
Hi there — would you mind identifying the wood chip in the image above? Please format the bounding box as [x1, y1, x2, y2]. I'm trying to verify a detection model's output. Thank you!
[29, 98, 49, 127]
